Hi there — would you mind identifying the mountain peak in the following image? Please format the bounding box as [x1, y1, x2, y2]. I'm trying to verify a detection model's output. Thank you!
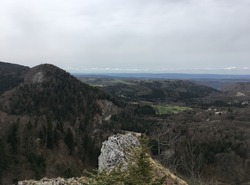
[24, 64, 67, 84]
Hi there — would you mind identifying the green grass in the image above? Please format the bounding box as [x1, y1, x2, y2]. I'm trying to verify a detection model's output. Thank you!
[152, 104, 192, 115]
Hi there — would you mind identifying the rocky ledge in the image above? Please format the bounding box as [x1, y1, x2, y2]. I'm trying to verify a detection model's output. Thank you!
[18, 177, 88, 185]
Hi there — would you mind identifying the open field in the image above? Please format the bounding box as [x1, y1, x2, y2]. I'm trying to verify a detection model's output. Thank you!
[152, 104, 192, 115]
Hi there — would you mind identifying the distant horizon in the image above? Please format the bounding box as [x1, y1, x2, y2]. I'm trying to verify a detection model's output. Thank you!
[67, 67, 250, 76]
[70, 70, 250, 76]
[2, 60, 250, 76]
[73, 72, 250, 80]
[73, 71, 250, 76]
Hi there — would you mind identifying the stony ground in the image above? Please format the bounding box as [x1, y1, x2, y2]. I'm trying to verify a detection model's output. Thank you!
[18, 177, 89, 185]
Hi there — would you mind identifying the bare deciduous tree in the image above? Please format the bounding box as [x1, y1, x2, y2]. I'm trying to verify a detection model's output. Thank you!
[179, 140, 207, 184]
[151, 122, 182, 170]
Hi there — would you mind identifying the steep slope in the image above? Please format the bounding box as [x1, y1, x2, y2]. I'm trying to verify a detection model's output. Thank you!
[0, 61, 29, 95]
[0, 63, 118, 184]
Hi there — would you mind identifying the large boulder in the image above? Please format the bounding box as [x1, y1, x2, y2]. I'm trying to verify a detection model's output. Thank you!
[98, 133, 140, 172]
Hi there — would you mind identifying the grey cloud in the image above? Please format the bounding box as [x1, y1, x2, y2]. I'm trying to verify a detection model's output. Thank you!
[0, 0, 250, 73]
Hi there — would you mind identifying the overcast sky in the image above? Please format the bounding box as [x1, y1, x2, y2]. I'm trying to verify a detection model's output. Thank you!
[0, 0, 250, 74]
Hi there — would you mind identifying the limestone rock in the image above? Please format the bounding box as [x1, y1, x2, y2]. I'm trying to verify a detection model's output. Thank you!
[17, 177, 88, 185]
[98, 133, 140, 172]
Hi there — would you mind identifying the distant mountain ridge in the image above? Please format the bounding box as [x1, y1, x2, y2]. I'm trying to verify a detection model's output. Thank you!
[76, 73, 250, 90]
[75, 73, 250, 80]
[101, 80, 220, 103]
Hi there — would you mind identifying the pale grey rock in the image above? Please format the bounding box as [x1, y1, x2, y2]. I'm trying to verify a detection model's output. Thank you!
[98, 133, 140, 172]
[17, 177, 84, 185]
[32, 71, 44, 83]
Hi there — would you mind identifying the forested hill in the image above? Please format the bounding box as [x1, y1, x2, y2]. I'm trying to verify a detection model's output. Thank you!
[102, 80, 220, 103]
[0, 62, 118, 184]
[0, 61, 29, 74]
[222, 82, 250, 96]
[0, 61, 29, 95]
[1, 64, 106, 119]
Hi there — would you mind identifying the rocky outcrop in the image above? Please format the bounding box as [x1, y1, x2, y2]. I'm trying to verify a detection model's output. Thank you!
[18, 133, 188, 185]
[98, 133, 140, 172]
[97, 100, 120, 121]
[18, 177, 88, 185]
[98, 133, 188, 185]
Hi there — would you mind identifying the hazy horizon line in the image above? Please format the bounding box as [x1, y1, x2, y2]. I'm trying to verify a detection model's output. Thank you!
[66, 67, 250, 75]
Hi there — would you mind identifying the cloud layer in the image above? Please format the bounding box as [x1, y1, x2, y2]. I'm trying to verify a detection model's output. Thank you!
[0, 0, 250, 74]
